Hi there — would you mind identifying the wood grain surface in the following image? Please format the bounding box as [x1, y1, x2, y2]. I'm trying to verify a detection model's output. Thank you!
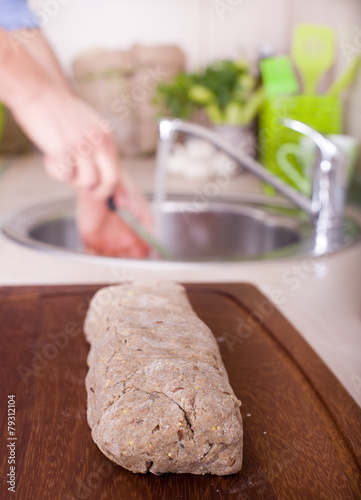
[0, 283, 360, 500]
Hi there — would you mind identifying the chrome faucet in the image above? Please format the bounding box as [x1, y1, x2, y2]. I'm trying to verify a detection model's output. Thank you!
[157, 117, 348, 253]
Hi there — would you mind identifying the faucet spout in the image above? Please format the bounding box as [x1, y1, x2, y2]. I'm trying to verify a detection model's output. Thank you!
[157, 118, 347, 242]
[158, 118, 314, 215]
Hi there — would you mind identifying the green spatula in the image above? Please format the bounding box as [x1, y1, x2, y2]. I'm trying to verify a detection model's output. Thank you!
[327, 55, 361, 96]
[292, 24, 335, 95]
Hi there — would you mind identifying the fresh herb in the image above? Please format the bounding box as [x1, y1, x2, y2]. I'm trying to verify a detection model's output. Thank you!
[153, 60, 264, 125]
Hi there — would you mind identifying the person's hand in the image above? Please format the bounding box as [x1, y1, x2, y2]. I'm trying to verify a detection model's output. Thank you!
[12, 87, 153, 258]
[0, 27, 152, 258]
[16, 89, 153, 259]
[12, 88, 120, 200]
[76, 173, 153, 259]
[1, 27, 119, 199]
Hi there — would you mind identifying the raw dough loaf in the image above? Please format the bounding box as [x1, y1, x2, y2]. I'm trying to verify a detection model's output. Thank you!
[84, 281, 243, 475]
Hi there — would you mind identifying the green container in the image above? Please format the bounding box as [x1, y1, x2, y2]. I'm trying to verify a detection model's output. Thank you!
[258, 95, 342, 194]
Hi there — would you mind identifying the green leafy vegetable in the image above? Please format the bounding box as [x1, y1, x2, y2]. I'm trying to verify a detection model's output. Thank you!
[153, 59, 264, 125]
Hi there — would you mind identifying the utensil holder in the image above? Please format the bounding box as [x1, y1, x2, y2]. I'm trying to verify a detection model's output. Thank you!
[258, 95, 343, 194]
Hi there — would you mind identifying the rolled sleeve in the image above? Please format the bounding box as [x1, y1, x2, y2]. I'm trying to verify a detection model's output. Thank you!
[0, 0, 39, 30]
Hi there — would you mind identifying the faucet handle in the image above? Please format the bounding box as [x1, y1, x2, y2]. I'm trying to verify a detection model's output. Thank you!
[281, 118, 339, 160]
[281, 118, 347, 231]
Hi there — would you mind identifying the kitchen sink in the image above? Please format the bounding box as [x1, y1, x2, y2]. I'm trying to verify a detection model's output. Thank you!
[2, 196, 360, 264]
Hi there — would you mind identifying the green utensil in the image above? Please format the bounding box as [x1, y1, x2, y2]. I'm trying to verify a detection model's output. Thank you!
[292, 24, 335, 95]
[258, 95, 342, 195]
[327, 56, 361, 96]
[260, 56, 299, 96]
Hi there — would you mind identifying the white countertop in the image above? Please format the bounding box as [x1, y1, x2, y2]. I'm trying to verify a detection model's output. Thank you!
[1, 153, 361, 407]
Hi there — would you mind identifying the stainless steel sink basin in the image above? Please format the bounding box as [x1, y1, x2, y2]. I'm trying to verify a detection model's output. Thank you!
[157, 201, 304, 260]
[2, 196, 360, 263]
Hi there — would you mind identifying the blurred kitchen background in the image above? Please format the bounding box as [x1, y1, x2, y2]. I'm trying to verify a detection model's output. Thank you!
[29, 0, 359, 76]
[1, 0, 361, 188]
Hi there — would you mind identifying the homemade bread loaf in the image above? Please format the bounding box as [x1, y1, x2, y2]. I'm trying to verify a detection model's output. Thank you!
[84, 281, 243, 475]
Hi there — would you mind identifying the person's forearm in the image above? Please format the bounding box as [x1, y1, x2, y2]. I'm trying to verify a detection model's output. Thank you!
[12, 28, 69, 90]
[0, 27, 64, 112]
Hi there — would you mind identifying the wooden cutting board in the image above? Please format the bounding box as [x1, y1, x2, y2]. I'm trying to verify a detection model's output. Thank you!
[0, 283, 360, 500]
